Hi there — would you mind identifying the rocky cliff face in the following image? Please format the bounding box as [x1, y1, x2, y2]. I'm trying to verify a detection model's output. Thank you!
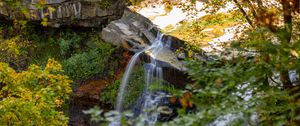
[0, 0, 126, 27]
[0, 0, 190, 76]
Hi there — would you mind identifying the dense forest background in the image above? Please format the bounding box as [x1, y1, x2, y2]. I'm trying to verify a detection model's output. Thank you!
[0, 0, 300, 125]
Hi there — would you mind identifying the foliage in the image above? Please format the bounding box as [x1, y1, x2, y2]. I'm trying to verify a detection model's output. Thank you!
[166, 0, 300, 124]
[166, 36, 300, 125]
[83, 106, 105, 123]
[0, 59, 72, 125]
[127, 0, 144, 5]
[26, 29, 84, 65]
[62, 42, 115, 81]
[27, 28, 117, 82]
[2, 0, 51, 25]
[100, 0, 111, 8]
[83, 106, 135, 126]
[169, 11, 244, 52]
[158, 0, 300, 126]
[0, 36, 30, 70]
[2, 1, 300, 126]
[1, 22, 118, 84]
[101, 79, 121, 107]
[57, 32, 82, 57]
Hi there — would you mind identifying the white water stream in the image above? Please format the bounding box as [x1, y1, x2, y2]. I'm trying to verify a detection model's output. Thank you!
[111, 32, 166, 126]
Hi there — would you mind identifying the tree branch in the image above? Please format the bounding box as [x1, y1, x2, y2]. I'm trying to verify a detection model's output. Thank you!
[232, 0, 254, 27]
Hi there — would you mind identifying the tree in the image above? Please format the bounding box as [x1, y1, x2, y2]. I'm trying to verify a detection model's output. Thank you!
[0, 59, 72, 125]
[167, 0, 300, 125]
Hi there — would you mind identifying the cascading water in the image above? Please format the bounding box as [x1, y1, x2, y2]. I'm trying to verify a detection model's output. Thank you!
[111, 32, 166, 125]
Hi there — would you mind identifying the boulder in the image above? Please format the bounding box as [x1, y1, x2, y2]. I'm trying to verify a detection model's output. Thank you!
[101, 9, 156, 52]
[0, 0, 126, 27]
[101, 9, 188, 71]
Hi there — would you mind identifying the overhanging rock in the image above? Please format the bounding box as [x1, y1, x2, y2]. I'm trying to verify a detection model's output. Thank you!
[102, 9, 157, 52]
[101, 9, 187, 72]
[0, 0, 126, 27]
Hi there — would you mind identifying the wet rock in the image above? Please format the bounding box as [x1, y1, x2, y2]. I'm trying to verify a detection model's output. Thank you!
[101, 9, 156, 52]
[132, 91, 197, 122]
[102, 9, 188, 72]
[157, 106, 177, 121]
[70, 79, 109, 126]
[74, 79, 108, 103]
[0, 0, 126, 27]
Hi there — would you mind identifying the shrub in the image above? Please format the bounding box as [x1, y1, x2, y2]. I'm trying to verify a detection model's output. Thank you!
[0, 36, 30, 70]
[62, 40, 115, 81]
[57, 32, 82, 57]
[166, 27, 300, 125]
[0, 59, 72, 125]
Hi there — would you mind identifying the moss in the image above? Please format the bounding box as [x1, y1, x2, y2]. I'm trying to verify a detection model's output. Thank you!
[99, 0, 111, 9]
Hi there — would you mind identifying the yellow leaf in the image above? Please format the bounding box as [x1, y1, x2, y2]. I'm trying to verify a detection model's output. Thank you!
[290, 50, 299, 58]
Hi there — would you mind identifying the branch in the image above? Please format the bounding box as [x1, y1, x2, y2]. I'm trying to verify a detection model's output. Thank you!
[232, 0, 254, 28]
[244, 0, 258, 19]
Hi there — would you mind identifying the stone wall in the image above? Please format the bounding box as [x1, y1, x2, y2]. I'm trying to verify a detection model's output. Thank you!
[0, 0, 126, 27]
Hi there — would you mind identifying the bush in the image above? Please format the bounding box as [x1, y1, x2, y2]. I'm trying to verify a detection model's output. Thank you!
[63, 49, 109, 81]
[62, 40, 115, 81]
[0, 36, 30, 70]
[165, 27, 300, 125]
[0, 59, 72, 125]
[57, 32, 82, 57]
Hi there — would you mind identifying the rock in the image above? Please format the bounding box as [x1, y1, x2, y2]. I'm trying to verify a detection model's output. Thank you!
[0, 0, 126, 27]
[145, 47, 187, 71]
[152, 7, 186, 29]
[137, 4, 166, 19]
[102, 9, 156, 52]
[177, 53, 186, 60]
[70, 79, 110, 126]
[74, 79, 108, 104]
[133, 91, 197, 122]
[102, 9, 189, 72]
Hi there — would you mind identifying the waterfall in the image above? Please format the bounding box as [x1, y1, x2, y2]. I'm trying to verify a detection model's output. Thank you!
[111, 32, 166, 125]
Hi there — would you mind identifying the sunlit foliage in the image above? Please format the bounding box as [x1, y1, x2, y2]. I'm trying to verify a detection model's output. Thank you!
[167, 0, 300, 125]
[0, 59, 72, 125]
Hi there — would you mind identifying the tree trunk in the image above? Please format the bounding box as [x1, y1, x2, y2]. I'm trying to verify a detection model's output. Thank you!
[280, 70, 293, 89]
[280, 0, 293, 89]
[281, 0, 293, 42]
